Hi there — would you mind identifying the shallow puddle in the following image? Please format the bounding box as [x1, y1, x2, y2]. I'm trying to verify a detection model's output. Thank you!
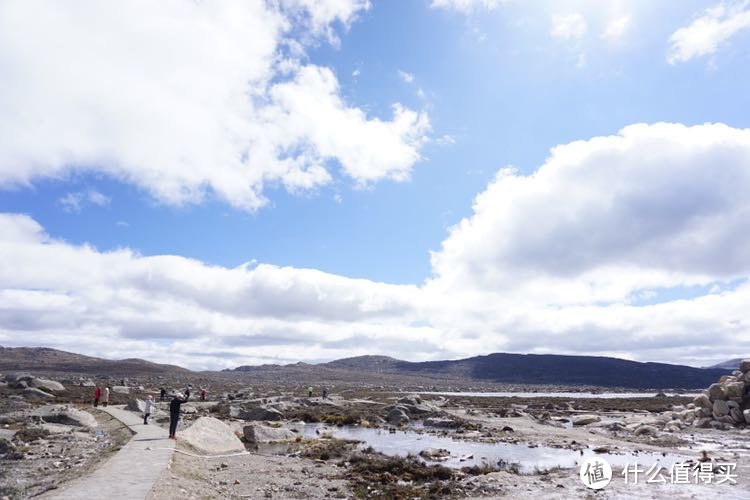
[262, 424, 690, 473]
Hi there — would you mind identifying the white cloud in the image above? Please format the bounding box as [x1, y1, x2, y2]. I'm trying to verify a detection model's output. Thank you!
[58, 190, 111, 213]
[602, 15, 631, 41]
[551, 13, 588, 40]
[430, 122, 750, 304]
[0, 0, 427, 212]
[668, 0, 750, 64]
[430, 0, 504, 13]
[398, 70, 415, 83]
[4, 123, 750, 369]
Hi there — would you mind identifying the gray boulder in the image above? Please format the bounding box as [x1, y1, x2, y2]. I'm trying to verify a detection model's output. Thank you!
[693, 394, 712, 409]
[32, 405, 97, 428]
[178, 417, 245, 455]
[707, 383, 725, 401]
[572, 415, 601, 426]
[239, 407, 284, 421]
[634, 425, 658, 436]
[739, 359, 750, 373]
[30, 378, 65, 392]
[22, 388, 55, 399]
[712, 400, 730, 418]
[423, 417, 457, 428]
[724, 382, 745, 398]
[743, 409, 750, 425]
[242, 424, 295, 443]
[387, 407, 410, 426]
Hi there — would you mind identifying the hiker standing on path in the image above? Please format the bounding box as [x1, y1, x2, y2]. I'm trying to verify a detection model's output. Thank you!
[143, 395, 154, 425]
[168, 392, 189, 439]
[322, 387, 328, 399]
[200, 388, 207, 401]
[102, 386, 110, 407]
[93, 385, 101, 407]
[184, 385, 191, 400]
[160, 387, 166, 401]
[307, 386, 313, 398]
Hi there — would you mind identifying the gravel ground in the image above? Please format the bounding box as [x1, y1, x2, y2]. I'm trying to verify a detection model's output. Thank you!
[147, 450, 350, 499]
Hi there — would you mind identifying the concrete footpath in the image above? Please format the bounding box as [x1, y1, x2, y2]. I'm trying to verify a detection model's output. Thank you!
[43, 406, 174, 500]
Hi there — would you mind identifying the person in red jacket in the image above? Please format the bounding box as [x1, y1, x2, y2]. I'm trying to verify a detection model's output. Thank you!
[93, 385, 101, 407]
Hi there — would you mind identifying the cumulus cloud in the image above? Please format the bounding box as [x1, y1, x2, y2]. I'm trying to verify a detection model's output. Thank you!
[668, 0, 750, 64]
[0, 212, 432, 369]
[551, 13, 588, 40]
[3, 123, 750, 369]
[430, 122, 750, 303]
[0, 0, 428, 211]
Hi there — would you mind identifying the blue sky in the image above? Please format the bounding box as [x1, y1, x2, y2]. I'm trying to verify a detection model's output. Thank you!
[1, 0, 750, 369]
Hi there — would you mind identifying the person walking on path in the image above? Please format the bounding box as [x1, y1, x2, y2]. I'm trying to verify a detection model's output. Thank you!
[307, 386, 313, 398]
[200, 388, 207, 401]
[322, 387, 328, 400]
[93, 385, 101, 407]
[102, 386, 110, 407]
[143, 395, 154, 425]
[184, 385, 191, 400]
[168, 392, 189, 439]
[160, 387, 166, 401]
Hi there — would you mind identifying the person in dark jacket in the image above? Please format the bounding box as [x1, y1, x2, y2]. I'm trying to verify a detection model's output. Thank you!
[168, 392, 189, 439]
[159, 387, 166, 401]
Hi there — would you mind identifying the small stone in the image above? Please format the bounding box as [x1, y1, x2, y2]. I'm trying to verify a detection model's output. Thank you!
[234, 479, 240, 485]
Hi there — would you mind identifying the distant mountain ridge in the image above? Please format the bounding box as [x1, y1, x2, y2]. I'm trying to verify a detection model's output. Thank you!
[0, 346, 191, 375]
[707, 358, 746, 370]
[235, 352, 730, 389]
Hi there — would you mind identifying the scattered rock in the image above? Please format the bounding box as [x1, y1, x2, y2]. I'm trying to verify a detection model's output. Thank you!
[111, 386, 130, 394]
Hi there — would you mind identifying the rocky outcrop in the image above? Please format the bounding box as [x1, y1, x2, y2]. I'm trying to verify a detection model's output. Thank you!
[22, 388, 55, 399]
[682, 359, 750, 431]
[242, 424, 295, 444]
[239, 407, 284, 421]
[31, 405, 97, 428]
[30, 378, 65, 392]
[178, 417, 245, 455]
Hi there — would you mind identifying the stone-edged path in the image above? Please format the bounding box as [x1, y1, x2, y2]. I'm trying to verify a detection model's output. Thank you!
[43, 406, 174, 500]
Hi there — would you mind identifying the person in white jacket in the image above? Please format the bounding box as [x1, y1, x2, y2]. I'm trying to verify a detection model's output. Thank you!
[143, 394, 155, 425]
